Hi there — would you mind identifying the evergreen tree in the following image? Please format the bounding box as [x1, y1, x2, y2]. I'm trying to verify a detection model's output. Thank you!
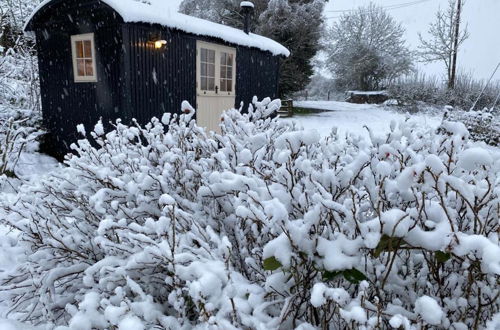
[258, 0, 325, 97]
[180, 0, 326, 97]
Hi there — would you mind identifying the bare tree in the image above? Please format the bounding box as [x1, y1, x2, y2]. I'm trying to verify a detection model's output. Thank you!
[418, 0, 469, 89]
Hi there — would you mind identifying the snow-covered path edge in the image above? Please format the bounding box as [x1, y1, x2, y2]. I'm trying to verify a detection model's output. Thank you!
[285, 101, 443, 139]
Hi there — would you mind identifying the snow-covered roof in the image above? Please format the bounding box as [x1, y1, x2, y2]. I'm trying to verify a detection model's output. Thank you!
[24, 0, 290, 57]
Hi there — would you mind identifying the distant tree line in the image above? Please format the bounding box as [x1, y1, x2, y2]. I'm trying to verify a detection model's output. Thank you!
[321, 1, 469, 93]
[299, 0, 493, 112]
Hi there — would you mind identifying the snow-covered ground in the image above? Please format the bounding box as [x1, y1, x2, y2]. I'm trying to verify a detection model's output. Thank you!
[286, 100, 443, 139]
[14, 152, 60, 180]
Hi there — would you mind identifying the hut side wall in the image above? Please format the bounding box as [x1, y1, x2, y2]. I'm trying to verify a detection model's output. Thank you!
[235, 47, 280, 110]
[33, 0, 123, 155]
[122, 24, 197, 123]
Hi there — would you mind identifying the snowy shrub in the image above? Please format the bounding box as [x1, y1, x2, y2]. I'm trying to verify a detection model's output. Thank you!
[442, 109, 500, 147]
[0, 32, 42, 185]
[0, 47, 40, 109]
[389, 72, 500, 111]
[0, 117, 39, 181]
[0, 99, 499, 329]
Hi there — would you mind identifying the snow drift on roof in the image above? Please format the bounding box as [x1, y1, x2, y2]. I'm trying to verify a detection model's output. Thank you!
[24, 0, 290, 57]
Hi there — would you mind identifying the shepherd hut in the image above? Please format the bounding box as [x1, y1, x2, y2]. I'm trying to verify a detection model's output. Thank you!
[24, 0, 289, 155]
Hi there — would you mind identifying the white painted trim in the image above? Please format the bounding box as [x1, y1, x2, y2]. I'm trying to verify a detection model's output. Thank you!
[71, 33, 98, 83]
[196, 41, 236, 97]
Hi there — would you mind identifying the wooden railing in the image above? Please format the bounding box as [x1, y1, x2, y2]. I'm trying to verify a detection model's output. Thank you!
[278, 99, 294, 117]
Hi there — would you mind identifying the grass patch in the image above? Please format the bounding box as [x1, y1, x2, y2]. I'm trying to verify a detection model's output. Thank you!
[292, 107, 329, 116]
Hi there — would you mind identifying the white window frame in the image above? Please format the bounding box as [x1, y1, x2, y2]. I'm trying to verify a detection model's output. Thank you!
[196, 41, 236, 97]
[71, 33, 97, 83]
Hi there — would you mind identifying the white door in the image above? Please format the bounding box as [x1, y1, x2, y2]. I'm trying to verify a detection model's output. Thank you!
[196, 41, 236, 133]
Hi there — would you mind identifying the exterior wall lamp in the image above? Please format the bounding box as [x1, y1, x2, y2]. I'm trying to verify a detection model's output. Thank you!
[148, 32, 167, 49]
[154, 40, 167, 49]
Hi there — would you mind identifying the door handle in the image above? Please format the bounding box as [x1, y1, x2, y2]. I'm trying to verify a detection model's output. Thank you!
[215, 85, 219, 94]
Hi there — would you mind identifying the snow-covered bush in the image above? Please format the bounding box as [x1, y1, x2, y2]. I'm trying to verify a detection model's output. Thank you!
[1, 3, 41, 133]
[442, 109, 500, 147]
[0, 14, 42, 183]
[0, 47, 40, 109]
[0, 99, 499, 329]
[0, 47, 43, 182]
[0, 117, 39, 181]
[389, 72, 500, 112]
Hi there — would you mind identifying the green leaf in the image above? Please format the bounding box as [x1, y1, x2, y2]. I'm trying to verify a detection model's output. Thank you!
[322, 270, 342, 281]
[343, 269, 368, 284]
[435, 251, 451, 263]
[263, 257, 282, 271]
[3, 170, 17, 178]
[374, 235, 392, 257]
[374, 235, 408, 257]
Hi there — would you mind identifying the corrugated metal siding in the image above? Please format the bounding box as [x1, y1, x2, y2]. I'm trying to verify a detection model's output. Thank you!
[236, 46, 280, 110]
[122, 24, 196, 124]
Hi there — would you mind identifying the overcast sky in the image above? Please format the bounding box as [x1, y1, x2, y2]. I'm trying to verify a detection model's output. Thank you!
[171, 0, 499, 82]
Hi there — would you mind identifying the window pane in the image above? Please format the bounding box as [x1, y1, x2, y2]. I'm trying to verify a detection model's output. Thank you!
[226, 79, 232, 92]
[227, 66, 232, 78]
[83, 40, 92, 57]
[208, 77, 215, 91]
[208, 63, 215, 77]
[85, 59, 94, 76]
[77, 59, 85, 76]
[227, 53, 233, 66]
[201, 48, 207, 62]
[208, 49, 215, 63]
[220, 53, 226, 66]
[201, 77, 207, 90]
[201, 63, 207, 76]
[220, 79, 226, 92]
[220, 66, 226, 79]
[76, 41, 84, 58]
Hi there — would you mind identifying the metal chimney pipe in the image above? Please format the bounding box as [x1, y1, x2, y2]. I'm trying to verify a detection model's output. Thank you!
[240, 1, 254, 34]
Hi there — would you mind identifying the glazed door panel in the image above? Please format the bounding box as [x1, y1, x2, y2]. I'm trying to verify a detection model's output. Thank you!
[196, 41, 236, 133]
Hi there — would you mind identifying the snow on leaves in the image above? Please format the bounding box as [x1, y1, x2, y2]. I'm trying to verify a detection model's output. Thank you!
[0, 99, 498, 329]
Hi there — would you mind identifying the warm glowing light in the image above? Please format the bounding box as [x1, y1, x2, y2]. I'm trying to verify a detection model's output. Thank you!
[154, 40, 167, 49]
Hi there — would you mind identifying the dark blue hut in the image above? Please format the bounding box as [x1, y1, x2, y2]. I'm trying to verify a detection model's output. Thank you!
[24, 0, 289, 156]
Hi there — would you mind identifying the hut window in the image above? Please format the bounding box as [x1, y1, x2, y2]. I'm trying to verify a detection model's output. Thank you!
[71, 33, 97, 82]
